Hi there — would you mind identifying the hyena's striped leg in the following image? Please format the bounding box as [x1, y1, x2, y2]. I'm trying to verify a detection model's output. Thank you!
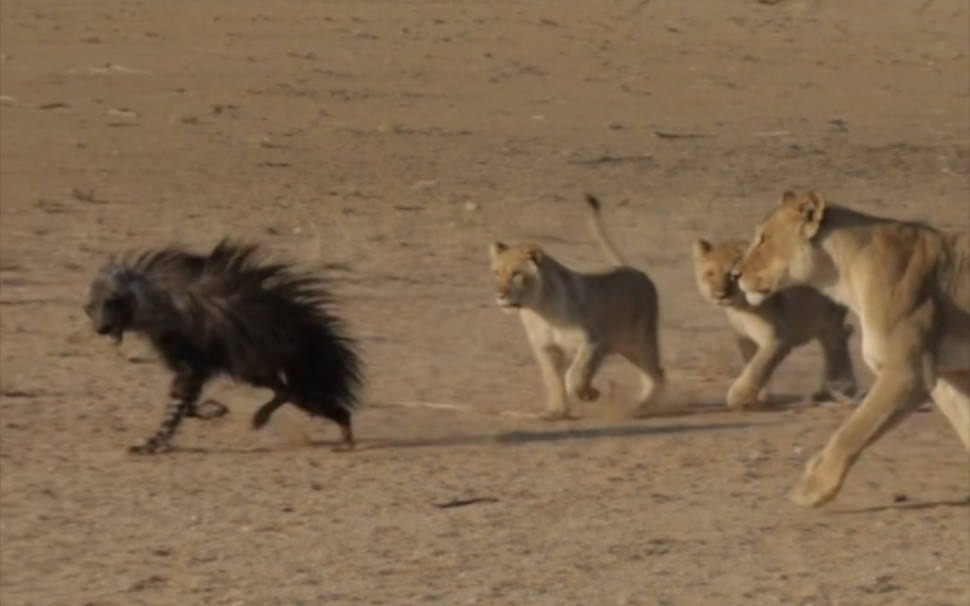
[129, 372, 205, 455]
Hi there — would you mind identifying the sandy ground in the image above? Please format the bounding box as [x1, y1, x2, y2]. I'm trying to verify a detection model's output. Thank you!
[1, 1, 969, 605]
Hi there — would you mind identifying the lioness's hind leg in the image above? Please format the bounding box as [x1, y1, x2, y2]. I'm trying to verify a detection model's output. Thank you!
[791, 368, 926, 508]
[931, 372, 970, 452]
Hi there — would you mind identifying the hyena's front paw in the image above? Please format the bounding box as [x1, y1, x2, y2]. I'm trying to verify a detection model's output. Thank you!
[726, 378, 759, 410]
[128, 437, 173, 455]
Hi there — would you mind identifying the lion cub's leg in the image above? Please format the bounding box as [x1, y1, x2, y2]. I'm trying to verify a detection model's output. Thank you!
[931, 372, 970, 452]
[812, 312, 859, 405]
[624, 329, 667, 411]
[791, 367, 926, 508]
[736, 337, 772, 402]
[564, 340, 607, 405]
[727, 336, 792, 410]
[532, 344, 570, 419]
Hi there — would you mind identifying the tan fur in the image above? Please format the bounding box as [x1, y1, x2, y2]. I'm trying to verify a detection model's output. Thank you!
[488, 195, 665, 419]
[734, 190, 970, 507]
[691, 238, 858, 409]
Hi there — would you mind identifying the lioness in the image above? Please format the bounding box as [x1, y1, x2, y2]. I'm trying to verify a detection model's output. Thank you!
[691, 238, 858, 409]
[733, 190, 970, 507]
[488, 194, 665, 419]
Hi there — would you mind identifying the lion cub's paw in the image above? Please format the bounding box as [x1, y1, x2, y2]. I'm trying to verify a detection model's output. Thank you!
[541, 409, 576, 421]
[811, 388, 860, 407]
[574, 385, 601, 402]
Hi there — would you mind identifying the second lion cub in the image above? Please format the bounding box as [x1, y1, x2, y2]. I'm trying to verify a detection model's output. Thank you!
[691, 238, 858, 409]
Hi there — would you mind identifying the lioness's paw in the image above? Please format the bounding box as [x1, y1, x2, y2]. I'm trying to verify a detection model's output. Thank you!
[726, 380, 759, 410]
[789, 453, 842, 508]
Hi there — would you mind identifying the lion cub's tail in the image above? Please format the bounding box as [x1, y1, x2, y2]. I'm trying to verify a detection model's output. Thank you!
[584, 193, 627, 267]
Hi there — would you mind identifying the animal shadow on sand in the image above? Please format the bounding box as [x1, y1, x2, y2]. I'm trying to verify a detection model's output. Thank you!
[831, 495, 970, 515]
[146, 399, 792, 455]
[352, 417, 772, 452]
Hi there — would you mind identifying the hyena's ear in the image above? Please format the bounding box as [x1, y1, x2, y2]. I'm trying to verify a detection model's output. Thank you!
[798, 191, 827, 240]
[692, 239, 712, 259]
[489, 241, 508, 259]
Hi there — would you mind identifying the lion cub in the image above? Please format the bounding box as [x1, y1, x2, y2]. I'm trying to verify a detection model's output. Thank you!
[691, 238, 858, 409]
[489, 195, 666, 419]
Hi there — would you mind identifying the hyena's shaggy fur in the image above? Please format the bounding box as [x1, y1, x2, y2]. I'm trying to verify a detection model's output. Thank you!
[84, 239, 363, 454]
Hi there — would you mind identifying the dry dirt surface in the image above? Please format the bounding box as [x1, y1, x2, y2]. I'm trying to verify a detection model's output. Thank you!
[2, 1, 969, 605]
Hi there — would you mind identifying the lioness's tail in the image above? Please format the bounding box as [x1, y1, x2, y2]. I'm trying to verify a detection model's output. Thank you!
[585, 193, 627, 267]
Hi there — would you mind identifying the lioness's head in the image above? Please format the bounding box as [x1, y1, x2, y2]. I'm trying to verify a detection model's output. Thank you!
[488, 241, 545, 311]
[691, 239, 747, 307]
[733, 190, 827, 305]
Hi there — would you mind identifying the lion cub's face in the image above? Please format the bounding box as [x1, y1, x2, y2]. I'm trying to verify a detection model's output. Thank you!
[735, 190, 827, 305]
[691, 239, 747, 307]
[488, 241, 544, 311]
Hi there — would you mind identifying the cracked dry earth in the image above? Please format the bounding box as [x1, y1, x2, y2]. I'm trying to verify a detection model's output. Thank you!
[1, 1, 968, 605]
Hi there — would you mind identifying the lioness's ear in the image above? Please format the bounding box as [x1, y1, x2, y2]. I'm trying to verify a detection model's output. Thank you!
[782, 190, 797, 203]
[692, 239, 712, 259]
[524, 245, 544, 264]
[799, 191, 827, 239]
[489, 241, 508, 259]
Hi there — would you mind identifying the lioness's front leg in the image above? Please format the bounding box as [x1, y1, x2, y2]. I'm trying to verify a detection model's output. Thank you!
[727, 339, 791, 409]
[533, 345, 569, 419]
[791, 368, 926, 508]
[931, 372, 970, 452]
[565, 340, 607, 403]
